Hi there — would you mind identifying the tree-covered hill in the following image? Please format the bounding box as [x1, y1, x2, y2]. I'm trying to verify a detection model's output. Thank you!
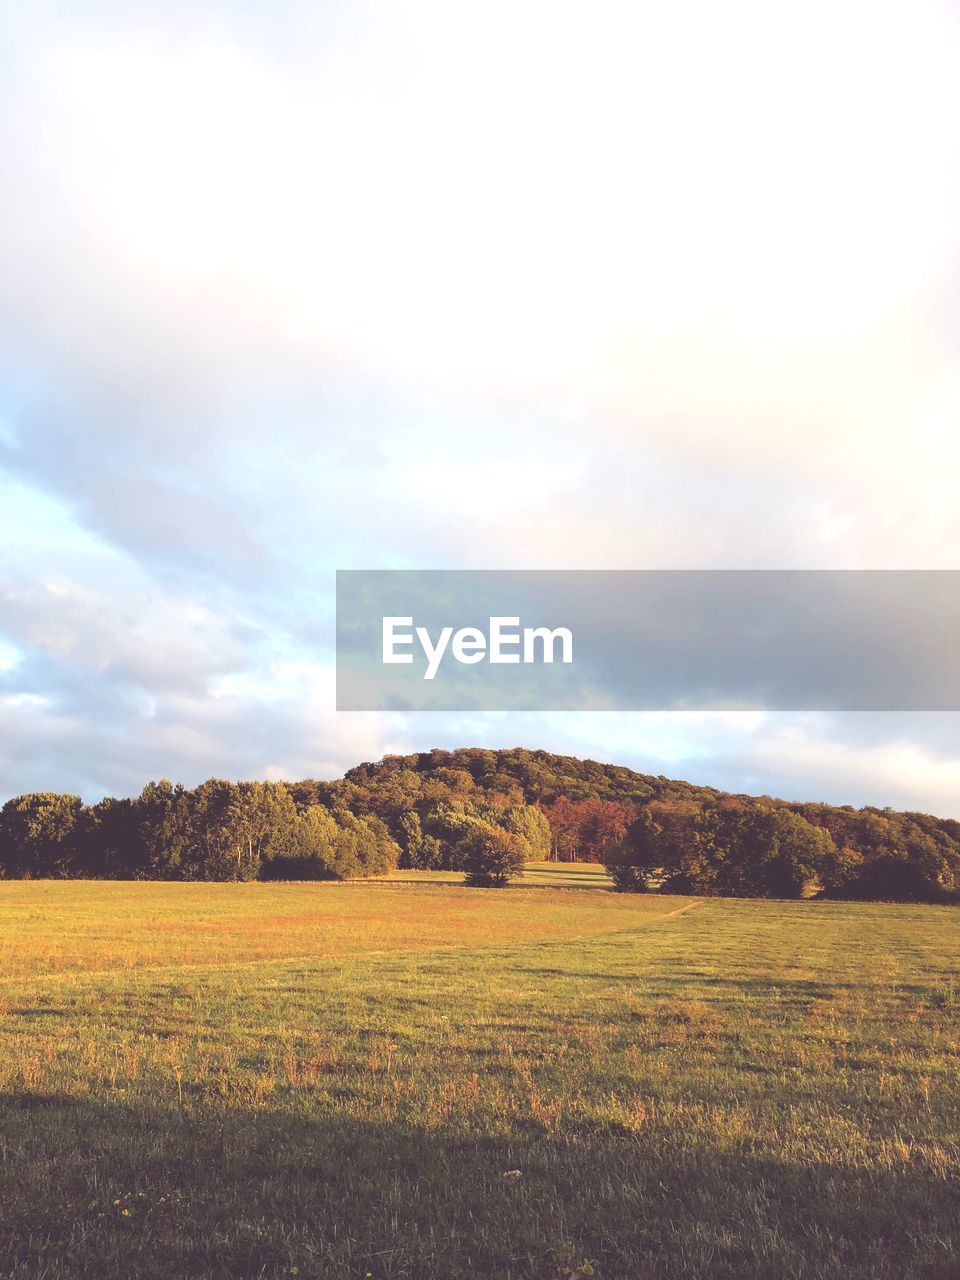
[1, 747, 958, 901]
[311, 748, 960, 902]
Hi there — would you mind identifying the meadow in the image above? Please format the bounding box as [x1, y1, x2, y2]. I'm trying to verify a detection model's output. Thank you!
[1, 864, 958, 1279]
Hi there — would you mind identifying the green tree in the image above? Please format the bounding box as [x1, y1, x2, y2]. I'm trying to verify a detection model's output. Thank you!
[706, 805, 835, 898]
[603, 837, 651, 891]
[461, 820, 526, 887]
[502, 804, 551, 861]
[180, 779, 243, 880]
[225, 782, 301, 879]
[0, 792, 84, 878]
[138, 779, 192, 878]
[604, 801, 704, 892]
[399, 811, 423, 862]
[263, 806, 399, 881]
[148, 779, 300, 881]
[81, 797, 141, 878]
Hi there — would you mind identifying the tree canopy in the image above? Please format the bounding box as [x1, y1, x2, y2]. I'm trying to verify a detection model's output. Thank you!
[1, 747, 958, 901]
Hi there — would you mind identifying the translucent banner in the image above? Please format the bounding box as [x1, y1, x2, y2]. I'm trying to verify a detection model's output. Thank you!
[336, 570, 960, 711]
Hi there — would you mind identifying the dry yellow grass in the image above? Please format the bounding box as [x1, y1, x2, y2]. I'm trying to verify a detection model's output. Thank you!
[0, 869, 688, 982]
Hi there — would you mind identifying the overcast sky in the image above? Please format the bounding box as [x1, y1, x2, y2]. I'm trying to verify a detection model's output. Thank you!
[2, 0, 960, 814]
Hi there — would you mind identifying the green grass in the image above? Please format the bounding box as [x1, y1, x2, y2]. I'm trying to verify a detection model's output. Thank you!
[1, 875, 958, 1279]
[388, 861, 616, 890]
[0, 864, 665, 982]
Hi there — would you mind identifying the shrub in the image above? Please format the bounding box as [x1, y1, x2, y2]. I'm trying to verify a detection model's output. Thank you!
[461, 821, 527, 887]
[603, 838, 652, 891]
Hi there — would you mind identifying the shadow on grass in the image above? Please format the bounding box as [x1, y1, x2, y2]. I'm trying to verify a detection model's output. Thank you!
[9, 1006, 73, 1019]
[487, 883, 617, 894]
[380, 874, 616, 893]
[514, 966, 938, 1003]
[523, 869, 610, 881]
[0, 1092, 957, 1280]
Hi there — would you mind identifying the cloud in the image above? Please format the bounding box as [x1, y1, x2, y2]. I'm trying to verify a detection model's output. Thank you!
[6, 2, 959, 434]
[521, 712, 960, 818]
[1, 1, 960, 809]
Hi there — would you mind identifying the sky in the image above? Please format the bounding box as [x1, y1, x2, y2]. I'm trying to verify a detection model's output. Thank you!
[2, 0, 960, 815]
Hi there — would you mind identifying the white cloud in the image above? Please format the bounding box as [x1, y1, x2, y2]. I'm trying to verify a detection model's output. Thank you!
[2, 2, 960, 808]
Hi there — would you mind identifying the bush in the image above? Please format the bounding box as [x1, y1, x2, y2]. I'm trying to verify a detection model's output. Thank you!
[603, 838, 652, 891]
[461, 821, 527, 887]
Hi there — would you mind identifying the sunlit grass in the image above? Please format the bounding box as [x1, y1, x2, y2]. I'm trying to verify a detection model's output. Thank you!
[389, 860, 613, 890]
[0, 869, 678, 982]
[1, 881, 958, 1279]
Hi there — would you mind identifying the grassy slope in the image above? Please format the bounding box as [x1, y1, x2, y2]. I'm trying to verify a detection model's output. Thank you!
[1, 873, 958, 1280]
[0, 864, 663, 981]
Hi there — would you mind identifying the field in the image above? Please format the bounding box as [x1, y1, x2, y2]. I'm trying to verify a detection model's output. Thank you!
[1, 866, 958, 1279]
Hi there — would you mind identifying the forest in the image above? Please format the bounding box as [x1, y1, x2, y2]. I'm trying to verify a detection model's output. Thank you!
[1, 748, 959, 901]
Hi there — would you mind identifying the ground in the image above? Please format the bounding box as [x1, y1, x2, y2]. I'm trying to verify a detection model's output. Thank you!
[1, 864, 958, 1279]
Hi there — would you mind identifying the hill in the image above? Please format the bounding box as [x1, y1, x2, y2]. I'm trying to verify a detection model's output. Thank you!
[2, 747, 959, 901]
[308, 747, 960, 901]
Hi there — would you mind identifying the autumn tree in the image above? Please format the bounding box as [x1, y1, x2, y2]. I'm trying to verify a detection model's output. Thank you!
[543, 796, 631, 861]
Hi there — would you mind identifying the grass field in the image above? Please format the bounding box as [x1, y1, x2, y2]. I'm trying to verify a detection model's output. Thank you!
[0, 862, 651, 982]
[1, 867, 958, 1279]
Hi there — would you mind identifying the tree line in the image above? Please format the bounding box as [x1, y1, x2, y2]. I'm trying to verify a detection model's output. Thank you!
[0, 776, 538, 887]
[1, 748, 959, 900]
[0, 780, 397, 882]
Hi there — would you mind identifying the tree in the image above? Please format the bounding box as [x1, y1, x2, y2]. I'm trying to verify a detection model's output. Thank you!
[420, 802, 481, 870]
[703, 805, 836, 898]
[80, 797, 142, 878]
[142, 779, 301, 881]
[264, 803, 342, 879]
[399, 810, 442, 869]
[543, 796, 631, 861]
[840, 849, 954, 903]
[542, 795, 581, 860]
[580, 798, 631, 861]
[2, 747, 959, 901]
[603, 801, 704, 892]
[262, 805, 399, 881]
[179, 780, 247, 880]
[502, 804, 551, 861]
[0, 793, 84, 878]
[225, 782, 301, 879]
[752, 809, 835, 898]
[461, 820, 527, 887]
[363, 814, 400, 874]
[138, 779, 192, 878]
